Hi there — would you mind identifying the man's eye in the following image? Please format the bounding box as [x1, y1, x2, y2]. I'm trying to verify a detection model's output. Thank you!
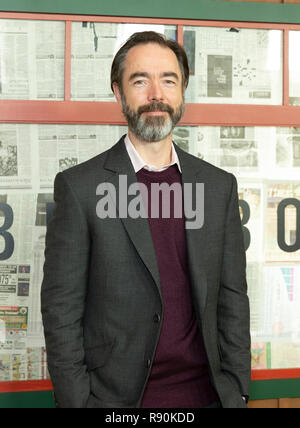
[164, 80, 176, 85]
[134, 80, 146, 86]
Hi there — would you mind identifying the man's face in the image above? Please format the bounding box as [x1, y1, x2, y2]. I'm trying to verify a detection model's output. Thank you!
[114, 43, 185, 142]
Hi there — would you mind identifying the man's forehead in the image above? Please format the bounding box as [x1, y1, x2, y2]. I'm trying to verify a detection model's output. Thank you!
[124, 43, 180, 71]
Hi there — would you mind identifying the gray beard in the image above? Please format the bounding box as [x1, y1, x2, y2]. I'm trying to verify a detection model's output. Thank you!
[120, 94, 185, 143]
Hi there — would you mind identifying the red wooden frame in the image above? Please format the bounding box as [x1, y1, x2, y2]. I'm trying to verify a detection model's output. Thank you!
[0, 11, 299, 393]
[2, 101, 300, 127]
[0, 380, 53, 393]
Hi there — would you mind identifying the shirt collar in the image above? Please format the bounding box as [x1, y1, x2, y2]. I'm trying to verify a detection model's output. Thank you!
[124, 134, 182, 174]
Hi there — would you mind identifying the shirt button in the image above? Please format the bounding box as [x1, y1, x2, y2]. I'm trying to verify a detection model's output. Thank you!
[153, 313, 161, 323]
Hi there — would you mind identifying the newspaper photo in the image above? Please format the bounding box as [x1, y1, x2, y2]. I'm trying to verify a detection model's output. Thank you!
[0, 124, 32, 188]
[277, 127, 300, 169]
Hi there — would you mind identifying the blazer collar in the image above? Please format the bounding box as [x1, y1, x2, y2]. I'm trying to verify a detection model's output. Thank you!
[104, 135, 201, 177]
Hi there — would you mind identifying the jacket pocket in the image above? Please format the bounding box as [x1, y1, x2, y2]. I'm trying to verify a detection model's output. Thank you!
[85, 341, 115, 371]
[217, 342, 223, 361]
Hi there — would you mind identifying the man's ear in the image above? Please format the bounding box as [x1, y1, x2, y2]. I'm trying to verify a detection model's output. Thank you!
[112, 83, 122, 104]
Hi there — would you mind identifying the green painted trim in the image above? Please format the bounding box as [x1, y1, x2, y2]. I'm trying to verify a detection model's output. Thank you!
[250, 379, 300, 401]
[0, 391, 55, 408]
[1, 0, 300, 25]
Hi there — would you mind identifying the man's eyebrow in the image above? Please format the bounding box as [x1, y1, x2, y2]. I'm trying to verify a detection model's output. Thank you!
[161, 72, 179, 81]
[129, 72, 150, 81]
[128, 72, 179, 81]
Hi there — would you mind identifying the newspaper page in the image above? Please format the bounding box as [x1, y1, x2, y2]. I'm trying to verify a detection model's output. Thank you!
[276, 127, 300, 176]
[192, 126, 295, 180]
[247, 263, 265, 346]
[289, 31, 300, 106]
[250, 266, 300, 370]
[71, 22, 176, 101]
[71, 22, 118, 101]
[0, 19, 65, 100]
[192, 126, 262, 177]
[38, 124, 126, 188]
[238, 184, 263, 262]
[265, 182, 300, 262]
[184, 27, 282, 105]
[0, 190, 50, 380]
[262, 266, 300, 342]
[34, 21, 65, 100]
[173, 126, 197, 155]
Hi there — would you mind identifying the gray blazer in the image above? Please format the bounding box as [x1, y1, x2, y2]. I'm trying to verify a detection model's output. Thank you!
[41, 136, 251, 408]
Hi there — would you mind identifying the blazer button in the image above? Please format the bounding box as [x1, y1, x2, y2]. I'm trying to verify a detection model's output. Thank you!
[153, 313, 161, 323]
[146, 359, 151, 368]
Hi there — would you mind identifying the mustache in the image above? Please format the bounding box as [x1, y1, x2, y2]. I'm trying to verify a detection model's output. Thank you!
[137, 102, 174, 116]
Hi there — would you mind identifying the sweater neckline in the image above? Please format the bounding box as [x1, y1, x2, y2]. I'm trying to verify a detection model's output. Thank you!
[136, 164, 180, 181]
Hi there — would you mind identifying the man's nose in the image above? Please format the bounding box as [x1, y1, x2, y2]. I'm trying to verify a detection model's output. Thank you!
[147, 80, 164, 102]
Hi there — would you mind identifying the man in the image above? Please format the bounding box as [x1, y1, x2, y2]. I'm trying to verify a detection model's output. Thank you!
[41, 31, 251, 408]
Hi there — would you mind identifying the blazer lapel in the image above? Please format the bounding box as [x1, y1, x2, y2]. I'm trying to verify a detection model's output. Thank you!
[103, 137, 162, 297]
[175, 144, 208, 319]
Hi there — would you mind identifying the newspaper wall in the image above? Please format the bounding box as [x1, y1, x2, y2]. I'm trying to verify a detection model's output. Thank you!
[0, 123, 299, 382]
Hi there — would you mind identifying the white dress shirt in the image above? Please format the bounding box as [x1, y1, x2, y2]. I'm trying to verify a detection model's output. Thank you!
[124, 134, 182, 174]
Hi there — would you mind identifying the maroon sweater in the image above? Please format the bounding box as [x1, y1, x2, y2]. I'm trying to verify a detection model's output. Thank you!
[136, 165, 218, 408]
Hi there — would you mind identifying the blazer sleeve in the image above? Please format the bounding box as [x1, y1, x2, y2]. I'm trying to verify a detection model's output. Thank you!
[41, 172, 91, 408]
[217, 173, 251, 398]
